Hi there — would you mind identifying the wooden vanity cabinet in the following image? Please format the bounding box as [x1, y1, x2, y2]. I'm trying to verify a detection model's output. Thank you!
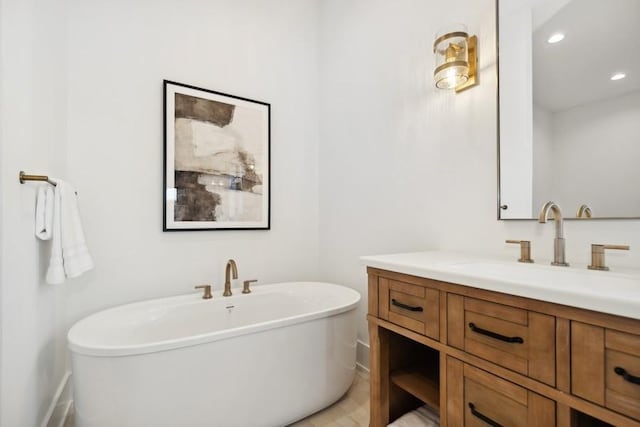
[448, 295, 556, 386]
[367, 267, 640, 427]
[446, 357, 556, 427]
[378, 278, 440, 339]
[572, 323, 640, 421]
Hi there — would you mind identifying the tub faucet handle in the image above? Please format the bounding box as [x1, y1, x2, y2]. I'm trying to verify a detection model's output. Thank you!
[195, 285, 213, 300]
[243, 279, 257, 294]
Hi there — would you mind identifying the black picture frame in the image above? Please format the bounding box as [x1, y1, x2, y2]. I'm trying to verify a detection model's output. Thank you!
[163, 80, 271, 231]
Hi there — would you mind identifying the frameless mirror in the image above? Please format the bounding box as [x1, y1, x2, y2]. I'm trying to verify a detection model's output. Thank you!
[498, 0, 640, 219]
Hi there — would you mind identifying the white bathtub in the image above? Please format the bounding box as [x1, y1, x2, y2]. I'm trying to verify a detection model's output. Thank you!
[68, 282, 361, 427]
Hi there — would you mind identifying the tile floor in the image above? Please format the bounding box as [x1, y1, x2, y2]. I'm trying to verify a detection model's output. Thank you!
[288, 370, 370, 427]
[63, 371, 370, 427]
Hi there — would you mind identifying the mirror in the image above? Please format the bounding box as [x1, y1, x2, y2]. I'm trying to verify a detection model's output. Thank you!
[498, 0, 640, 219]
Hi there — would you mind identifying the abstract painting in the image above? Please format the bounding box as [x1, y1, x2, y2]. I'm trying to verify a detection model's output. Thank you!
[163, 80, 270, 230]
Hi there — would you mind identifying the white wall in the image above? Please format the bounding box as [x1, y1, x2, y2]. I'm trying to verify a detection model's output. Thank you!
[0, 0, 69, 425]
[63, 0, 321, 323]
[0, 0, 4, 418]
[1, 0, 322, 425]
[318, 0, 499, 349]
[551, 90, 640, 217]
[318, 0, 640, 349]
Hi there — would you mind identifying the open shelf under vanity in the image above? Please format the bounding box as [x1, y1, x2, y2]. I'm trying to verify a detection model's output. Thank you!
[382, 328, 441, 423]
[389, 368, 439, 411]
[573, 410, 615, 427]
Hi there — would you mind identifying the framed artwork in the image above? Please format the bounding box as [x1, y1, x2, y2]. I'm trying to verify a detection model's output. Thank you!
[163, 80, 270, 231]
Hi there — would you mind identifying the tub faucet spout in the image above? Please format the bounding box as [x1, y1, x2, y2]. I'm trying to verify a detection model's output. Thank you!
[224, 259, 238, 297]
[538, 201, 569, 266]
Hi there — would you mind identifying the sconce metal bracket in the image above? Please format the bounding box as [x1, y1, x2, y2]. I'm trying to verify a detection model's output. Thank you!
[455, 35, 478, 93]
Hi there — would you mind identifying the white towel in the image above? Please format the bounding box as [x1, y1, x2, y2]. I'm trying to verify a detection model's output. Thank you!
[387, 405, 440, 427]
[46, 179, 94, 284]
[35, 186, 54, 240]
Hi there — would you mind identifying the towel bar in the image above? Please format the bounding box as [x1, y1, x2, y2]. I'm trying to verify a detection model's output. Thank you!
[19, 171, 57, 186]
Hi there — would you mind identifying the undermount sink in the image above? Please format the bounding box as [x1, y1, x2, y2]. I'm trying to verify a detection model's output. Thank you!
[447, 261, 640, 291]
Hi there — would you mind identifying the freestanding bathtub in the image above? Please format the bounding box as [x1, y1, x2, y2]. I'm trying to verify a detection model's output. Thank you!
[68, 282, 360, 427]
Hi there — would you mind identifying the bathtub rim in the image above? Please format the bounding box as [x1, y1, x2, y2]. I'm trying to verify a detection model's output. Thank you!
[68, 281, 360, 358]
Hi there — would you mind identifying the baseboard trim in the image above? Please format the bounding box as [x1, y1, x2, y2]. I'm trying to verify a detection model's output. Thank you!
[42, 371, 71, 427]
[58, 401, 73, 427]
[356, 362, 370, 373]
[356, 339, 370, 371]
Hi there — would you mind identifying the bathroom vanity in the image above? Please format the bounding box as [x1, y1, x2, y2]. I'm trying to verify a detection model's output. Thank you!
[363, 252, 640, 427]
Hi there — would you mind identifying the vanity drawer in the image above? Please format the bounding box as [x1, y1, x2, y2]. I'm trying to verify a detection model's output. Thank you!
[378, 278, 439, 340]
[448, 295, 556, 386]
[446, 357, 556, 427]
[572, 323, 640, 420]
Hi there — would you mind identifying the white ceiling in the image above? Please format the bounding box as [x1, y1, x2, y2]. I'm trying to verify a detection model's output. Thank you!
[533, 0, 640, 112]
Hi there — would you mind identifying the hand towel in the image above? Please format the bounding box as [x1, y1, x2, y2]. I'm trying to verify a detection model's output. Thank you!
[46, 179, 94, 284]
[387, 404, 440, 427]
[35, 186, 54, 240]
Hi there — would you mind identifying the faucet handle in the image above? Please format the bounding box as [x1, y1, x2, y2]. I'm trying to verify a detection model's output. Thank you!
[195, 285, 213, 299]
[588, 244, 630, 271]
[506, 240, 534, 263]
[242, 279, 257, 294]
[601, 244, 630, 250]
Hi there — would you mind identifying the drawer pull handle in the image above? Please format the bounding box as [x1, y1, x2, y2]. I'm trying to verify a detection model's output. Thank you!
[615, 367, 640, 385]
[468, 323, 524, 344]
[468, 403, 503, 427]
[391, 299, 423, 312]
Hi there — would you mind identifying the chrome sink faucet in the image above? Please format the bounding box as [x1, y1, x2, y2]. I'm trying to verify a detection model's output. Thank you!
[538, 201, 569, 266]
[223, 259, 238, 297]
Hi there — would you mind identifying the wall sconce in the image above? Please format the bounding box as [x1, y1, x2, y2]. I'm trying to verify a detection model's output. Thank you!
[433, 25, 478, 92]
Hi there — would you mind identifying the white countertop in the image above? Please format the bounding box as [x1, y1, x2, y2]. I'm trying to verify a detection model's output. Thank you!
[360, 251, 640, 320]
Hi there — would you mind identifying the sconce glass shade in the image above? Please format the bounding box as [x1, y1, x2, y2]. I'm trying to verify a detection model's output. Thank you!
[433, 25, 470, 90]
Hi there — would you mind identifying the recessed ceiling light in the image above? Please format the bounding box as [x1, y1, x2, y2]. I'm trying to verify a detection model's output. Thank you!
[547, 33, 565, 44]
[611, 73, 626, 81]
